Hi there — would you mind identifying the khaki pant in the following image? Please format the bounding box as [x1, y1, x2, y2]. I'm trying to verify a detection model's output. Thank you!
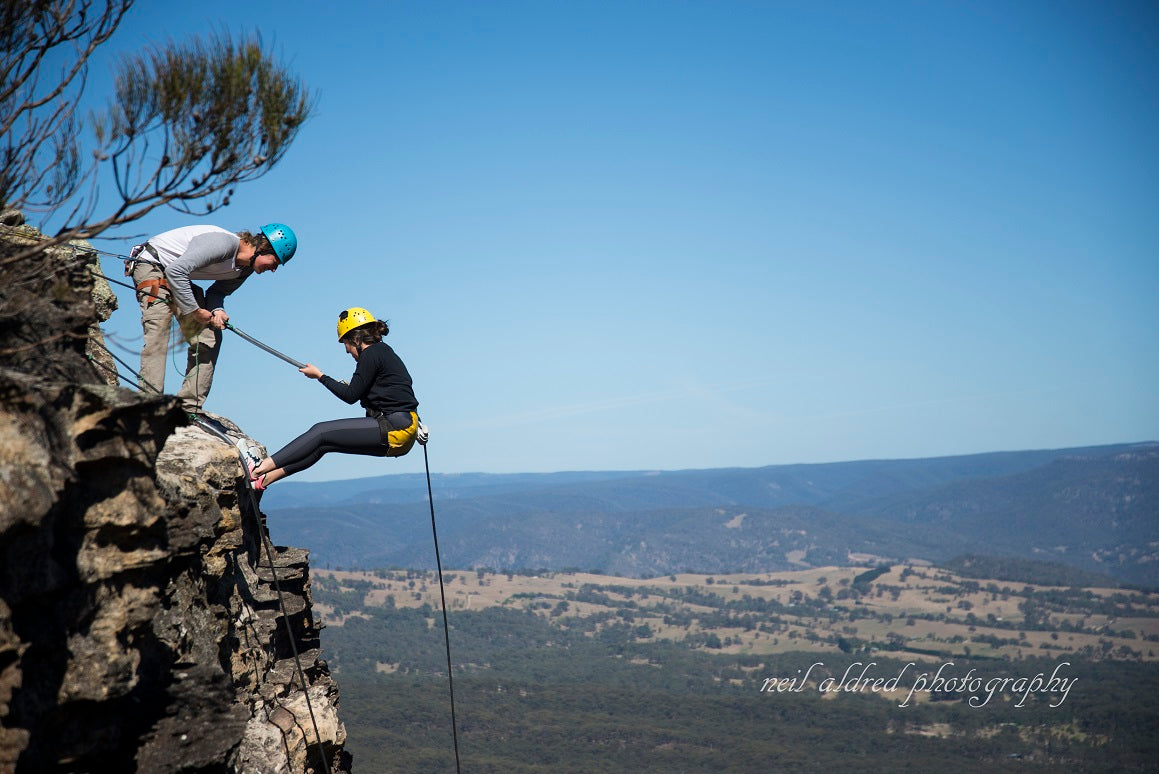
[132, 262, 221, 413]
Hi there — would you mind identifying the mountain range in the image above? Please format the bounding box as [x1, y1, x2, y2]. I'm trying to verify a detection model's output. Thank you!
[261, 442, 1159, 586]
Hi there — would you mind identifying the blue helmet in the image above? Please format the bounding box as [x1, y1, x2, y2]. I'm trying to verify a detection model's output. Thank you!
[260, 222, 298, 264]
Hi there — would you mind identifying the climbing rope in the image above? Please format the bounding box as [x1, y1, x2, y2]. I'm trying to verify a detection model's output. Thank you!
[79, 339, 331, 773]
[424, 442, 463, 774]
[0, 226, 164, 292]
[170, 321, 186, 379]
[86, 352, 139, 390]
[88, 334, 162, 393]
[27, 235, 449, 770]
[88, 265, 163, 298]
[84, 264, 205, 408]
[225, 322, 306, 368]
[180, 322, 206, 413]
[194, 417, 333, 774]
[239, 457, 333, 774]
[0, 224, 164, 266]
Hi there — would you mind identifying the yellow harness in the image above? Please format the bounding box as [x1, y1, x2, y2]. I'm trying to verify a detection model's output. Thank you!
[379, 410, 420, 457]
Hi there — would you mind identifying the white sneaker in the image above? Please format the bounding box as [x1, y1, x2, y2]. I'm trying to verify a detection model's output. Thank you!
[235, 438, 262, 469]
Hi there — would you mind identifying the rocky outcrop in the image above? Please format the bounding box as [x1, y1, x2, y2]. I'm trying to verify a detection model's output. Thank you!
[0, 219, 350, 771]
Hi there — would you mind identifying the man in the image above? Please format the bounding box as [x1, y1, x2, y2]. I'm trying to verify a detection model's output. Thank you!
[127, 222, 297, 415]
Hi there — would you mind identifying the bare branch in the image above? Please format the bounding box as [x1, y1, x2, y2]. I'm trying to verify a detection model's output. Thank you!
[1, 1, 133, 214]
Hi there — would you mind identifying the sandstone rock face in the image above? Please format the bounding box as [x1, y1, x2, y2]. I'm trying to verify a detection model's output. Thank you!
[82, 240, 120, 389]
[1, 220, 350, 772]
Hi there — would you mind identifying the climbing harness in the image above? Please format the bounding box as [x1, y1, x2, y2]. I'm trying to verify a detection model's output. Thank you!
[81, 264, 167, 303]
[123, 241, 166, 273]
[133, 276, 171, 308]
[125, 244, 173, 308]
[369, 409, 422, 457]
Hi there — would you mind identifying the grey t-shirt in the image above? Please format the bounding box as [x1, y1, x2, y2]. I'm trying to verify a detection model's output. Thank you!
[147, 225, 251, 314]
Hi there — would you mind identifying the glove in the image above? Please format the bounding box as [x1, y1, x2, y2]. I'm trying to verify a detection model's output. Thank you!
[416, 421, 430, 445]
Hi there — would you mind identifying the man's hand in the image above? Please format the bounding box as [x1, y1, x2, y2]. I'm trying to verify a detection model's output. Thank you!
[179, 309, 210, 342]
[299, 363, 323, 380]
[210, 309, 230, 330]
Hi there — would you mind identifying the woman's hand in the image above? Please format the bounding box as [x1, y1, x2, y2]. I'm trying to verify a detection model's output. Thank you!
[300, 363, 323, 380]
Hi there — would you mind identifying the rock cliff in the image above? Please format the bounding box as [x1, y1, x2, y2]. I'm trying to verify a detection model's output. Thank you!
[0, 215, 350, 772]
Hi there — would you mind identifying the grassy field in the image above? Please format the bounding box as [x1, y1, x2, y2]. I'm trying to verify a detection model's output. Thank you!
[313, 564, 1159, 771]
[313, 563, 1159, 664]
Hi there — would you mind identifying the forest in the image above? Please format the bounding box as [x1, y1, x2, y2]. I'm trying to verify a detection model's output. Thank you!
[312, 563, 1159, 771]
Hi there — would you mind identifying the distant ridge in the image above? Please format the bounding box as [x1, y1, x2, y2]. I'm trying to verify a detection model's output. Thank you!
[263, 442, 1159, 585]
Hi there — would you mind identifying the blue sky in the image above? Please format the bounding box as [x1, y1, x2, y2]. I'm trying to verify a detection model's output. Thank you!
[72, 0, 1158, 479]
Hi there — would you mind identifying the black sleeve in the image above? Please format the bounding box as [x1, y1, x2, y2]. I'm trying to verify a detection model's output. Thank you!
[319, 351, 377, 405]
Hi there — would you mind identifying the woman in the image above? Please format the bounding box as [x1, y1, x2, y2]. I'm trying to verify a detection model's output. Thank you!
[248, 307, 422, 489]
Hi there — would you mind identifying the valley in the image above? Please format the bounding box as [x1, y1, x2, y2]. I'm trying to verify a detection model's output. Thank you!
[314, 563, 1159, 665]
[310, 562, 1159, 771]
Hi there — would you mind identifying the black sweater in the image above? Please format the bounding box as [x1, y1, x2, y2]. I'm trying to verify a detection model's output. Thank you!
[319, 342, 418, 416]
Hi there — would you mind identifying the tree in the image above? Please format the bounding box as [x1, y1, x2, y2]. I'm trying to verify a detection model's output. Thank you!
[0, 0, 314, 381]
[1, 0, 315, 263]
[1, 0, 131, 224]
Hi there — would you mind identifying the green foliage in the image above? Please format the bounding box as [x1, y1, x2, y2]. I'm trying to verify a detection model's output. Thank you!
[852, 564, 892, 589]
[95, 30, 313, 216]
[0, 0, 313, 258]
[324, 601, 1159, 771]
[945, 555, 1128, 589]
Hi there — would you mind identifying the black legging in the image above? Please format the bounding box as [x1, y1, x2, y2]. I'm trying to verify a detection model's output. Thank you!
[269, 417, 389, 476]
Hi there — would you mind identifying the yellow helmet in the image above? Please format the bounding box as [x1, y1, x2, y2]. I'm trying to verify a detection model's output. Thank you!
[337, 307, 376, 341]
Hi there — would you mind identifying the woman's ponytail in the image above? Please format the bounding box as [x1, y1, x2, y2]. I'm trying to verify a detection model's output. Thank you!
[345, 319, 390, 347]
